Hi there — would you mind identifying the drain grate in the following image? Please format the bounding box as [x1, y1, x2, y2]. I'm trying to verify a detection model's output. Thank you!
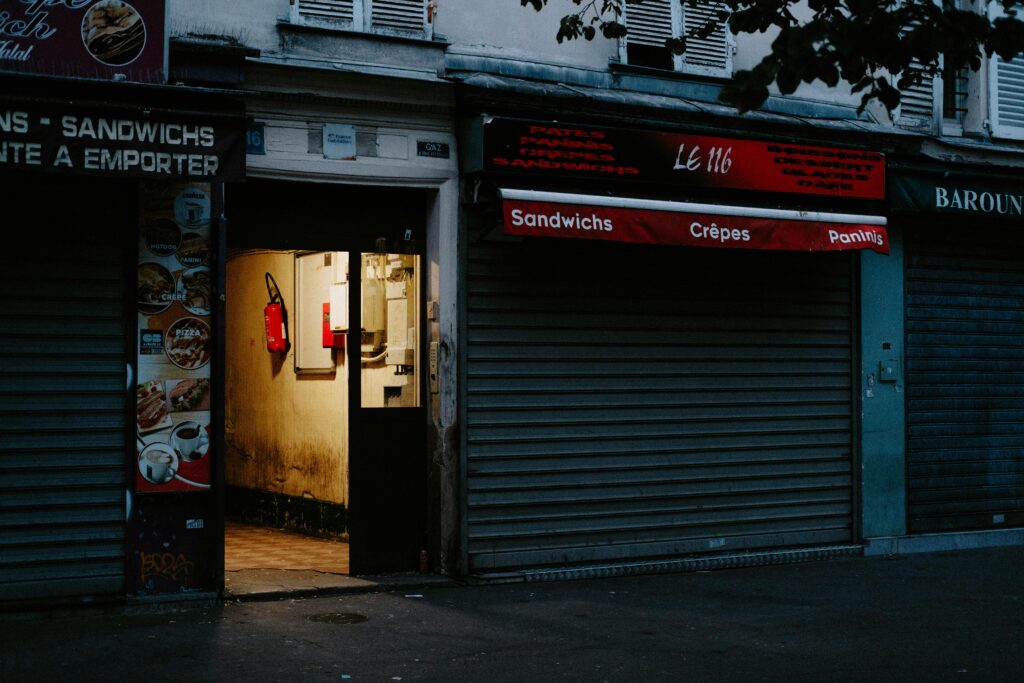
[307, 612, 368, 625]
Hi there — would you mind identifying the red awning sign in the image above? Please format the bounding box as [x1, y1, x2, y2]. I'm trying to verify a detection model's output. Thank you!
[484, 118, 886, 201]
[501, 190, 889, 255]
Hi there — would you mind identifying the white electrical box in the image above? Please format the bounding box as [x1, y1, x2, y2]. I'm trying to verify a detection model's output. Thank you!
[329, 283, 349, 331]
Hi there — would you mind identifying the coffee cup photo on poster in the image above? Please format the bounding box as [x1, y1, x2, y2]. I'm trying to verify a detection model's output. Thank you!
[174, 187, 211, 229]
[171, 420, 208, 462]
[138, 442, 178, 485]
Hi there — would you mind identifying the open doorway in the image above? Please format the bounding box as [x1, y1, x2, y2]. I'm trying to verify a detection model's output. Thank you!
[222, 180, 427, 593]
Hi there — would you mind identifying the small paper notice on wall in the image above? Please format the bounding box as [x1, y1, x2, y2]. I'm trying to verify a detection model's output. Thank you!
[323, 124, 357, 160]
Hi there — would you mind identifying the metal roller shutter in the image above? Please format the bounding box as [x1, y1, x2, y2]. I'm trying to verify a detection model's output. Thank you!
[465, 232, 855, 572]
[0, 177, 127, 602]
[906, 223, 1024, 532]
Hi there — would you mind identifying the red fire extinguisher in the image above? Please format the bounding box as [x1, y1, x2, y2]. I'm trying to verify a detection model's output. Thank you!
[264, 272, 289, 352]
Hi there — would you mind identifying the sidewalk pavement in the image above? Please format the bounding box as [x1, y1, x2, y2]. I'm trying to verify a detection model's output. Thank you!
[2, 546, 1022, 682]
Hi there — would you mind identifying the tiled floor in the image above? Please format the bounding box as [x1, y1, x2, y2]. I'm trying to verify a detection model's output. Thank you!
[224, 520, 349, 574]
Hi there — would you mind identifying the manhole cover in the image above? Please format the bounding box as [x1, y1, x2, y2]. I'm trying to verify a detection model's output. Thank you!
[307, 612, 368, 625]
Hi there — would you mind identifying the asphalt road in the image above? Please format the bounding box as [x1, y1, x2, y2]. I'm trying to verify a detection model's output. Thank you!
[2, 547, 1022, 682]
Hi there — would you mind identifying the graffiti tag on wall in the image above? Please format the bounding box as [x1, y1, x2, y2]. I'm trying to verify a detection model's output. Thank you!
[140, 552, 195, 583]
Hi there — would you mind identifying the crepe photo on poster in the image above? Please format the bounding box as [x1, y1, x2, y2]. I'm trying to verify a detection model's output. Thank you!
[81, 1, 148, 67]
[135, 182, 212, 494]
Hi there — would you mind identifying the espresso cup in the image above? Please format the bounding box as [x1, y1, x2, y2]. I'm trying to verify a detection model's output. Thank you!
[173, 421, 203, 460]
[140, 444, 176, 484]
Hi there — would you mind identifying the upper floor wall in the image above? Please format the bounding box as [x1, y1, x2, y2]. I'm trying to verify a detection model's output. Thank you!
[169, 0, 447, 80]
[166, 0, 1024, 142]
[167, 0, 860, 109]
[437, 0, 868, 113]
[438, 0, 1024, 142]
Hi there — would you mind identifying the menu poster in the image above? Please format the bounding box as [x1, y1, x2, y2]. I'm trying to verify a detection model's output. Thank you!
[136, 182, 212, 493]
[0, 0, 167, 83]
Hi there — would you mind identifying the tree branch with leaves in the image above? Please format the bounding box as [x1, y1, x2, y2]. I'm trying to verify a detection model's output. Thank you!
[520, 0, 1024, 114]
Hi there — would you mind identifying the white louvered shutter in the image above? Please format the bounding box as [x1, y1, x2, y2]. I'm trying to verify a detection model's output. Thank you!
[988, 2, 1024, 139]
[370, 0, 427, 34]
[625, 0, 675, 50]
[896, 60, 938, 131]
[681, 2, 731, 76]
[297, 0, 355, 23]
[991, 54, 1024, 139]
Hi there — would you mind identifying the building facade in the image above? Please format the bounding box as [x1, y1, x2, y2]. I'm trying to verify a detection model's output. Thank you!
[1, 0, 1021, 607]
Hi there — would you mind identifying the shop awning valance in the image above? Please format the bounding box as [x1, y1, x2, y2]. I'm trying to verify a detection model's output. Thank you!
[500, 189, 889, 255]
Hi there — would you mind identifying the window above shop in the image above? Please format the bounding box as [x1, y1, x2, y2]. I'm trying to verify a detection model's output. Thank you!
[988, 1, 1024, 140]
[896, 1, 1024, 141]
[895, 58, 939, 133]
[893, 56, 971, 136]
[620, 0, 732, 78]
[292, 0, 433, 39]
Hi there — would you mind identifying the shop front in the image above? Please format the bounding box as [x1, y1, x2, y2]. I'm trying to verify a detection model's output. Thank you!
[0, 0, 245, 605]
[891, 166, 1024, 533]
[460, 117, 889, 574]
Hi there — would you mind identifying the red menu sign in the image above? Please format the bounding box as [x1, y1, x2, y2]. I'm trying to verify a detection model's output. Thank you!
[484, 118, 885, 201]
[503, 195, 889, 254]
[0, 0, 166, 82]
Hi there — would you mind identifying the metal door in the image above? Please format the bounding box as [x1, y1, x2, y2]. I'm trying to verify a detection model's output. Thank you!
[0, 176, 130, 601]
[464, 232, 856, 572]
[906, 222, 1024, 532]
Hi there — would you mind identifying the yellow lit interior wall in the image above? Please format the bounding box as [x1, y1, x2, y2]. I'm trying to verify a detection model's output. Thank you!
[225, 251, 347, 505]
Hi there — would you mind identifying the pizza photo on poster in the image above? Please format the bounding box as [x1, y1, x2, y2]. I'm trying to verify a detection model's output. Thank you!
[163, 317, 211, 371]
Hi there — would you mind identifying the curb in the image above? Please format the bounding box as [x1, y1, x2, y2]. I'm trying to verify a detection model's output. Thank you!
[225, 574, 462, 603]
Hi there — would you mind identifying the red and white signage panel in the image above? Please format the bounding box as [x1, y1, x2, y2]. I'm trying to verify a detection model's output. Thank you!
[502, 193, 889, 255]
[484, 118, 886, 201]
